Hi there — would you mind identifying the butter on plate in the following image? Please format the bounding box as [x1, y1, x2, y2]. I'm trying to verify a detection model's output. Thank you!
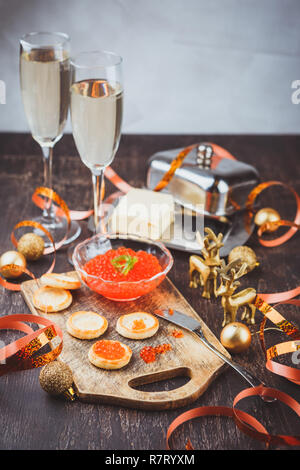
[109, 188, 175, 240]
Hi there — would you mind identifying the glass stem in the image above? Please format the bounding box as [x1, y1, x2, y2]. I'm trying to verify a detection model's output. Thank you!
[92, 169, 105, 233]
[41, 145, 55, 221]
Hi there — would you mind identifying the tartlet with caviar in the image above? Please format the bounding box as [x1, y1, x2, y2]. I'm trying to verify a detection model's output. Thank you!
[88, 339, 132, 370]
[116, 312, 159, 340]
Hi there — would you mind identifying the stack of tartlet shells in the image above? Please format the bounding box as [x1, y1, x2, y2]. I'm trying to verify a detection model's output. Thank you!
[32, 272, 81, 313]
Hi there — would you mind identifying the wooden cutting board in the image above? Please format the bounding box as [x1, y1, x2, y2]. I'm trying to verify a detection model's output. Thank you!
[21, 273, 230, 410]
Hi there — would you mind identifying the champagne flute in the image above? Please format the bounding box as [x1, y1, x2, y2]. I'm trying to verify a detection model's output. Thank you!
[19, 32, 81, 245]
[70, 50, 123, 233]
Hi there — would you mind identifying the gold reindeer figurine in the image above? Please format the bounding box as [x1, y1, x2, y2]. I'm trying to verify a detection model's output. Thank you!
[215, 259, 256, 326]
[189, 228, 224, 299]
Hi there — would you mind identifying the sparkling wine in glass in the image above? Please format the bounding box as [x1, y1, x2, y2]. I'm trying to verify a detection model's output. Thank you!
[70, 50, 123, 232]
[19, 32, 81, 245]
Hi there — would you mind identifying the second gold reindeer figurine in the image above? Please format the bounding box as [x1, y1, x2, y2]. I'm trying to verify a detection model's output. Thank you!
[215, 259, 256, 326]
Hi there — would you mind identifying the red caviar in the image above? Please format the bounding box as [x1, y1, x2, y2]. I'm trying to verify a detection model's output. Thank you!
[171, 329, 184, 338]
[83, 247, 164, 300]
[140, 343, 172, 363]
[132, 319, 146, 330]
[140, 346, 156, 363]
[94, 340, 126, 360]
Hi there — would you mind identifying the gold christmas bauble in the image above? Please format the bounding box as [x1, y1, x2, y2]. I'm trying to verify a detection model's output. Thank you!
[254, 208, 280, 232]
[39, 361, 75, 400]
[220, 322, 251, 353]
[228, 246, 258, 273]
[17, 233, 45, 261]
[0, 250, 27, 279]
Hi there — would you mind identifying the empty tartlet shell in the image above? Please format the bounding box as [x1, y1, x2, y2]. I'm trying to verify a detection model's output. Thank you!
[39, 272, 81, 290]
[66, 311, 108, 340]
[88, 340, 132, 370]
[116, 312, 159, 340]
[32, 286, 73, 313]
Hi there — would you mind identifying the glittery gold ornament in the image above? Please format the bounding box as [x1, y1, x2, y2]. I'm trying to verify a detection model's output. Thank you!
[220, 322, 251, 353]
[0, 250, 27, 279]
[228, 246, 259, 274]
[39, 361, 76, 400]
[254, 208, 280, 232]
[17, 233, 45, 261]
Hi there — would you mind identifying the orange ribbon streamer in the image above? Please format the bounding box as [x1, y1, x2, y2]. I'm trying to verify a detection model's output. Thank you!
[32, 186, 71, 253]
[153, 142, 237, 193]
[32, 166, 131, 220]
[246, 181, 300, 247]
[0, 219, 57, 292]
[153, 144, 197, 192]
[167, 385, 300, 449]
[0, 187, 71, 291]
[255, 298, 300, 385]
[0, 314, 63, 376]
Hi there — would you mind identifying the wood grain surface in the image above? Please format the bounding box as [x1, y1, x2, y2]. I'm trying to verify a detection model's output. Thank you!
[0, 133, 299, 450]
[21, 273, 229, 410]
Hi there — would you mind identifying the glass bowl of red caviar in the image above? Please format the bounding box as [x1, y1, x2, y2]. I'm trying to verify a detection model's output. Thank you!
[72, 233, 173, 301]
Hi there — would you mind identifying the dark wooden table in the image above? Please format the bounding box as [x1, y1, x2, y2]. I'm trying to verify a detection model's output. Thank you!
[0, 133, 299, 450]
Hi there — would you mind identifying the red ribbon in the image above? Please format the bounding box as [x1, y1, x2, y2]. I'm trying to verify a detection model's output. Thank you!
[257, 299, 300, 385]
[0, 314, 63, 376]
[166, 385, 300, 449]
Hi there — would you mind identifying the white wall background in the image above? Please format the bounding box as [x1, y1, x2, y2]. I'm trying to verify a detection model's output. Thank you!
[0, 0, 300, 134]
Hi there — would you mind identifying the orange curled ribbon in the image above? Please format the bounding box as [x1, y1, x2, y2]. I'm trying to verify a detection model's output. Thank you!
[0, 314, 63, 377]
[32, 186, 93, 222]
[0, 218, 57, 292]
[166, 385, 300, 449]
[255, 297, 300, 385]
[153, 142, 237, 193]
[0, 264, 36, 292]
[154, 144, 197, 192]
[246, 181, 300, 247]
[32, 186, 71, 253]
[32, 167, 131, 221]
[1, 187, 73, 292]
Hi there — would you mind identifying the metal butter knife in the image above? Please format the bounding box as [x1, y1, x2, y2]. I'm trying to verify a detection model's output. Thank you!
[154, 309, 275, 402]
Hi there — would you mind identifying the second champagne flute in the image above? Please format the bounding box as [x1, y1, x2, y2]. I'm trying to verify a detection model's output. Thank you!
[70, 50, 123, 233]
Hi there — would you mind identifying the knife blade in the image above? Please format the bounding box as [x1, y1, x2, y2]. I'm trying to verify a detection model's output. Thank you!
[154, 308, 202, 332]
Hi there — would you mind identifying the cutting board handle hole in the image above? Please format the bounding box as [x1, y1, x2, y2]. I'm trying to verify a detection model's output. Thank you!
[128, 367, 191, 393]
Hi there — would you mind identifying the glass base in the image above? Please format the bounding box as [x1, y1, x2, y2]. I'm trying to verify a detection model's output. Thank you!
[32, 214, 81, 247]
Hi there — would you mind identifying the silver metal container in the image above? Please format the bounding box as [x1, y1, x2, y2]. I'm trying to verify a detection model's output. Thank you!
[146, 143, 260, 218]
